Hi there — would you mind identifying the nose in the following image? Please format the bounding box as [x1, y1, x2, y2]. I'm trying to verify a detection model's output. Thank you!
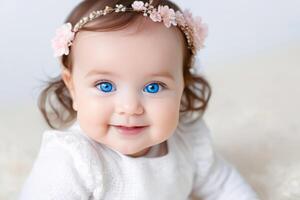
[115, 91, 144, 116]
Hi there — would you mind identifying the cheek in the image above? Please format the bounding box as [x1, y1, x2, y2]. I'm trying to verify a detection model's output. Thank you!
[76, 84, 113, 118]
[147, 96, 181, 137]
[75, 90, 114, 140]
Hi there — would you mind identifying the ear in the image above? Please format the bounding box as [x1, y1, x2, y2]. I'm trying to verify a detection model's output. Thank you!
[61, 68, 78, 111]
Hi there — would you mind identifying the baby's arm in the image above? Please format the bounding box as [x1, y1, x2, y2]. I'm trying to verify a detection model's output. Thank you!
[188, 120, 260, 200]
[19, 131, 103, 200]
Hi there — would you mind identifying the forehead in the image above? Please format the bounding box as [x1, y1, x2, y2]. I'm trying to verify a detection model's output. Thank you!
[71, 17, 185, 76]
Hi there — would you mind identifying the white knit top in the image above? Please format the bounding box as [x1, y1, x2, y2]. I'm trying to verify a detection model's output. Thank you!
[19, 118, 260, 200]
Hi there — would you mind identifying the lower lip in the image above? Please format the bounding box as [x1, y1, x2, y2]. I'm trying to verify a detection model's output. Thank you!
[114, 125, 148, 136]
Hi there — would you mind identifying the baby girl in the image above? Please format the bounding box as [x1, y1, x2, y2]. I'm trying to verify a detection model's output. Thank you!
[19, 0, 260, 199]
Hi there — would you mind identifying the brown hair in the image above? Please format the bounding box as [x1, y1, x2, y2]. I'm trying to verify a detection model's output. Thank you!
[38, 0, 212, 129]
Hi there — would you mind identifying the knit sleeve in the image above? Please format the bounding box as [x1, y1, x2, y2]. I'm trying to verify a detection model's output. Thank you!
[18, 130, 104, 200]
[184, 119, 260, 200]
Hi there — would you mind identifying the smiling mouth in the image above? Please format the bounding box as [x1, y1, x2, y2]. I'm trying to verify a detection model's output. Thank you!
[112, 125, 148, 136]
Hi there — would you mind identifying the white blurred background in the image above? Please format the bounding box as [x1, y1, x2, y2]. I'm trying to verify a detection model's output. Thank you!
[0, 0, 299, 199]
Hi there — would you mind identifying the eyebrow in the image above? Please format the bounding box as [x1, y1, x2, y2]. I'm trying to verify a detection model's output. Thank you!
[85, 69, 175, 80]
[85, 69, 116, 78]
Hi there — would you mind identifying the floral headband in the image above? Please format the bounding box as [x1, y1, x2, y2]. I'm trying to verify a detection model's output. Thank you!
[51, 0, 208, 57]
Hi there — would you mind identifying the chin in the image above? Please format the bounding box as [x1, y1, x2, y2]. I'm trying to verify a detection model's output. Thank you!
[121, 148, 139, 155]
[119, 145, 146, 156]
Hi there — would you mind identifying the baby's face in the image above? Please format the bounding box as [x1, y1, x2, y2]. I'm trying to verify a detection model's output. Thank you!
[63, 17, 185, 157]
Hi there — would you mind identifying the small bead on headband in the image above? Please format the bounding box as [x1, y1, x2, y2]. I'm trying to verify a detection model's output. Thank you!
[51, 0, 208, 57]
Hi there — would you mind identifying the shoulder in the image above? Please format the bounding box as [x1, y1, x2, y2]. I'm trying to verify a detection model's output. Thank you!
[41, 128, 97, 157]
[37, 128, 104, 198]
[175, 117, 215, 163]
[177, 117, 213, 147]
[41, 128, 100, 165]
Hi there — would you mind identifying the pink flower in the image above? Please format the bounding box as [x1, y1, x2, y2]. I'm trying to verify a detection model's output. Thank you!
[183, 9, 208, 50]
[192, 16, 208, 50]
[149, 10, 162, 22]
[175, 11, 185, 27]
[158, 5, 176, 28]
[132, 1, 146, 11]
[183, 9, 194, 28]
[51, 23, 75, 57]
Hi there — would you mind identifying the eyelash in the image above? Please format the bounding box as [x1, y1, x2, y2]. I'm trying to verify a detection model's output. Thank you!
[94, 79, 168, 93]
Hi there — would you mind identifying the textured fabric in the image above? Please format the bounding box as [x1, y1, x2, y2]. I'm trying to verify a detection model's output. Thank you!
[19, 118, 260, 200]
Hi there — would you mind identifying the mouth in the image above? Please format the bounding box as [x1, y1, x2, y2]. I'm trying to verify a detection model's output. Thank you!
[112, 125, 149, 136]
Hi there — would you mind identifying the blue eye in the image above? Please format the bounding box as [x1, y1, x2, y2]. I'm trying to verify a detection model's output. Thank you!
[95, 81, 115, 93]
[143, 82, 165, 94]
[95, 81, 166, 94]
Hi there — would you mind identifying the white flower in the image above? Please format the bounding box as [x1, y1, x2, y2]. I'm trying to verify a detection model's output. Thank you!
[175, 11, 185, 27]
[158, 5, 177, 28]
[149, 9, 162, 22]
[132, 1, 146, 11]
